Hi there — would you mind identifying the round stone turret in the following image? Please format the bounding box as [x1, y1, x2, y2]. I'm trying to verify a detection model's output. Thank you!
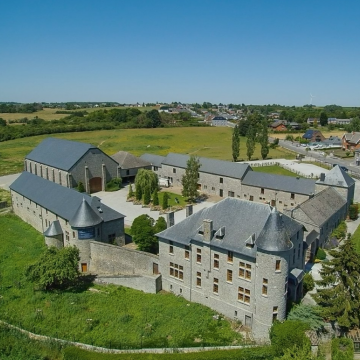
[69, 198, 103, 228]
[43, 220, 64, 248]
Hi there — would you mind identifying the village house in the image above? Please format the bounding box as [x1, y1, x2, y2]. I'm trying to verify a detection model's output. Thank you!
[342, 132, 360, 151]
[269, 121, 287, 132]
[302, 130, 325, 142]
[327, 118, 351, 126]
[157, 197, 305, 340]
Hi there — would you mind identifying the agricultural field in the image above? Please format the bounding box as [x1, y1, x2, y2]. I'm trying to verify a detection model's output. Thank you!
[0, 214, 242, 349]
[0, 127, 296, 176]
[0, 106, 157, 123]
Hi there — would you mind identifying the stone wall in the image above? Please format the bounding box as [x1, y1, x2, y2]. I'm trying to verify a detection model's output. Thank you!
[95, 274, 162, 294]
[90, 241, 159, 277]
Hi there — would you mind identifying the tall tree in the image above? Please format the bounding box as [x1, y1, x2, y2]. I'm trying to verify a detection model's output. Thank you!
[232, 125, 240, 162]
[162, 192, 169, 210]
[135, 169, 158, 195]
[152, 189, 159, 206]
[181, 155, 201, 201]
[143, 186, 151, 205]
[319, 112, 328, 126]
[259, 120, 269, 160]
[26, 246, 80, 290]
[131, 215, 158, 253]
[313, 239, 360, 329]
[246, 124, 255, 161]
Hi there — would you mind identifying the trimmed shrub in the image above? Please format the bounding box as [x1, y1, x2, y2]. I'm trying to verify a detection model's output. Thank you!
[143, 186, 151, 205]
[128, 183, 134, 199]
[106, 177, 122, 191]
[162, 192, 169, 210]
[76, 181, 85, 192]
[349, 204, 358, 220]
[152, 189, 159, 206]
[315, 248, 326, 261]
[135, 184, 142, 201]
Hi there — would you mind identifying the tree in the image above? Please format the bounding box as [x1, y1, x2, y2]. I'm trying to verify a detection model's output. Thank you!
[313, 239, 360, 330]
[319, 112, 328, 126]
[25, 246, 80, 290]
[143, 186, 151, 205]
[270, 320, 310, 357]
[145, 109, 162, 128]
[246, 124, 255, 161]
[181, 155, 201, 201]
[131, 214, 162, 254]
[162, 192, 169, 210]
[154, 216, 167, 234]
[232, 125, 240, 162]
[287, 304, 324, 331]
[259, 120, 269, 160]
[152, 189, 159, 206]
[135, 184, 142, 201]
[135, 169, 158, 196]
[128, 183, 134, 199]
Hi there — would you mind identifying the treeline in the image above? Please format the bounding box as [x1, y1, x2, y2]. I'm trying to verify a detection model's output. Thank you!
[0, 102, 43, 113]
[0, 109, 204, 142]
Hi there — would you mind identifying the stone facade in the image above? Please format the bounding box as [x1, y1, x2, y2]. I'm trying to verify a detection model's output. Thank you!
[241, 184, 310, 212]
[158, 206, 305, 341]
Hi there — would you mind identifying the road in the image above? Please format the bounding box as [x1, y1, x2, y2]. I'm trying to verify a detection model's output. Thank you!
[278, 139, 360, 177]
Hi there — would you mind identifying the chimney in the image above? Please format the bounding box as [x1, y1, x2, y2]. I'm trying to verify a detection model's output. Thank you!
[166, 212, 175, 228]
[320, 173, 325, 182]
[186, 204, 193, 217]
[203, 219, 213, 242]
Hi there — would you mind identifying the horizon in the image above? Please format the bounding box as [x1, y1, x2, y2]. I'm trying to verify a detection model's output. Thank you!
[1, 1, 360, 106]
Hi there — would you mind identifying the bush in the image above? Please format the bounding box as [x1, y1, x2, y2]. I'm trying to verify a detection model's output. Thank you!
[128, 183, 134, 199]
[162, 192, 169, 210]
[303, 273, 315, 294]
[332, 337, 354, 360]
[331, 221, 347, 239]
[315, 248, 326, 261]
[76, 181, 85, 192]
[152, 189, 159, 206]
[270, 320, 310, 356]
[285, 135, 294, 141]
[349, 204, 358, 220]
[106, 177, 122, 191]
[143, 186, 151, 205]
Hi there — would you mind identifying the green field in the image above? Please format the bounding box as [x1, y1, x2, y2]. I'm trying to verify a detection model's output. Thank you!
[0, 214, 242, 349]
[252, 165, 301, 177]
[0, 127, 295, 176]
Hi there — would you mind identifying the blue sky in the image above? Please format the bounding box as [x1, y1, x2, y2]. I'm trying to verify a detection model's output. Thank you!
[1, 0, 359, 106]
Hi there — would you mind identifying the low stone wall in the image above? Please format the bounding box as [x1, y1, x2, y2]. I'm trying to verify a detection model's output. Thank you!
[90, 241, 159, 277]
[95, 274, 162, 294]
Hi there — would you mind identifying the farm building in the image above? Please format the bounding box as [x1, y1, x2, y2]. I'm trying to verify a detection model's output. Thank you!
[25, 138, 119, 193]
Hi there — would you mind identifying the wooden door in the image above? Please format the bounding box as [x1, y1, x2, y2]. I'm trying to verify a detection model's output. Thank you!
[153, 263, 159, 275]
[81, 263, 88, 272]
[89, 177, 102, 193]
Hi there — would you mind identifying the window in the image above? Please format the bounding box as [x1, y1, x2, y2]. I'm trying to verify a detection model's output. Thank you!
[293, 249, 296, 264]
[185, 245, 190, 259]
[298, 243, 301, 258]
[126, 170, 130, 176]
[173, 168, 176, 173]
[262, 278, 268, 296]
[219, 177, 223, 184]
[271, 199, 276, 206]
[239, 262, 252, 280]
[273, 306, 278, 322]
[261, 188, 264, 194]
[153, 166, 158, 171]
[72, 231, 76, 239]
[170, 262, 183, 280]
[249, 195, 254, 201]
[196, 271, 201, 287]
[285, 276, 288, 294]
[203, 185, 207, 189]
[214, 253, 219, 269]
[227, 269, 233, 283]
[228, 191, 235, 197]
[169, 241, 174, 254]
[65, 231, 70, 241]
[275, 260, 281, 271]
[227, 251, 233, 263]
[108, 233, 115, 243]
[197, 248, 201, 263]
[59, 171, 62, 185]
[238, 287, 250, 304]
[212, 187, 215, 191]
[213, 278, 219, 294]
[290, 193, 295, 200]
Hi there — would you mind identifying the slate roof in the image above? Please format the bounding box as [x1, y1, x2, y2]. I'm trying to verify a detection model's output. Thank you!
[70, 198, 103, 228]
[343, 132, 360, 144]
[111, 151, 150, 169]
[161, 153, 251, 179]
[242, 171, 316, 195]
[44, 220, 63, 236]
[25, 137, 97, 171]
[157, 198, 302, 257]
[290, 187, 347, 227]
[316, 165, 355, 188]
[10, 172, 124, 224]
[256, 207, 294, 252]
[302, 130, 323, 139]
[140, 154, 165, 168]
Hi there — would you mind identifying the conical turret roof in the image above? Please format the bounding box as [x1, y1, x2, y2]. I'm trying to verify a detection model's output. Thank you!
[255, 207, 293, 252]
[69, 198, 103, 228]
[43, 220, 63, 236]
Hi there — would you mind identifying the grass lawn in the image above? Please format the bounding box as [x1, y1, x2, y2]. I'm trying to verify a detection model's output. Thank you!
[252, 165, 302, 177]
[0, 127, 295, 176]
[351, 223, 360, 255]
[0, 214, 242, 349]
[158, 190, 187, 207]
[0, 188, 11, 204]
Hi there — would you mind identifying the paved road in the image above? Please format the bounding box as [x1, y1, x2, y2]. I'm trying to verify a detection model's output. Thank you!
[0, 173, 20, 190]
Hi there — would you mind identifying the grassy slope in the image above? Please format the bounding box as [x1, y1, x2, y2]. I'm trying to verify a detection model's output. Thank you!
[351, 223, 360, 255]
[0, 127, 295, 176]
[0, 214, 241, 349]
